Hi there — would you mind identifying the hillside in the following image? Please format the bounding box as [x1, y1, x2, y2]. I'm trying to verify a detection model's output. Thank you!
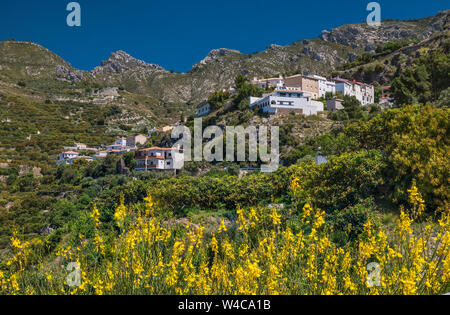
[0, 41, 86, 82]
[0, 10, 448, 172]
[92, 11, 449, 104]
[334, 10, 450, 85]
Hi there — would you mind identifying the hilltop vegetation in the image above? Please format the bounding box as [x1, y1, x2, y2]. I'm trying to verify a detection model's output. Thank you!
[334, 11, 450, 88]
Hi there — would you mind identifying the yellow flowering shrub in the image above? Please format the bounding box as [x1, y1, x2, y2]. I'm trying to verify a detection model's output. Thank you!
[0, 181, 449, 295]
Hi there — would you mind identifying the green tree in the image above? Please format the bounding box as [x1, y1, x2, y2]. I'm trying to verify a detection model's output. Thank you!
[391, 65, 431, 105]
[437, 87, 450, 108]
[233, 82, 264, 107]
[123, 151, 137, 170]
[345, 105, 449, 212]
[234, 74, 247, 90]
[50, 200, 77, 228]
[18, 173, 35, 192]
[391, 48, 449, 105]
[208, 90, 230, 110]
[374, 86, 382, 103]
[238, 98, 249, 111]
[342, 95, 364, 119]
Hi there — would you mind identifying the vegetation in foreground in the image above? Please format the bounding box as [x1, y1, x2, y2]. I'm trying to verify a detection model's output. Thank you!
[0, 179, 448, 295]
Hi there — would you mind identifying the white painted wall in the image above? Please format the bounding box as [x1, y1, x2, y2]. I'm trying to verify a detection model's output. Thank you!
[249, 90, 323, 116]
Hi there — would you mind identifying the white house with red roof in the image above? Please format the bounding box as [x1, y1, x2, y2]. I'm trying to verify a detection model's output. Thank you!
[135, 147, 184, 171]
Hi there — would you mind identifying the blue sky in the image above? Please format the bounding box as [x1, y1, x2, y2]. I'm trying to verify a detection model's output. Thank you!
[0, 1, 448, 72]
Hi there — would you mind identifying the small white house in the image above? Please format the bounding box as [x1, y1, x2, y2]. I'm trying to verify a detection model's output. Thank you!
[327, 98, 344, 111]
[114, 138, 128, 146]
[135, 147, 184, 171]
[93, 151, 108, 160]
[106, 144, 125, 151]
[106, 136, 136, 152]
[57, 152, 94, 165]
[197, 102, 211, 117]
[249, 87, 324, 116]
[58, 151, 79, 163]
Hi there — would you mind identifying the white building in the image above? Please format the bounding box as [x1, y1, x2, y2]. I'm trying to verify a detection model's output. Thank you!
[360, 83, 375, 105]
[105, 137, 137, 154]
[333, 78, 353, 98]
[114, 137, 128, 146]
[249, 87, 324, 116]
[93, 151, 108, 160]
[251, 76, 284, 89]
[58, 151, 79, 163]
[197, 102, 211, 117]
[333, 78, 374, 106]
[327, 98, 344, 111]
[126, 134, 147, 147]
[63, 142, 98, 152]
[135, 147, 184, 171]
[310, 75, 336, 98]
[57, 151, 93, 165]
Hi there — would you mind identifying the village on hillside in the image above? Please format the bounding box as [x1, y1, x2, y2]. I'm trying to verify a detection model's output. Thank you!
[57, 134, 184, 171]
[58, 73, 391, 171]
[198, 73, 391, 117]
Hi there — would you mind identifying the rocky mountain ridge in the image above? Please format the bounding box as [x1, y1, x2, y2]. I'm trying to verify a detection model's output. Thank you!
[319, 10, 448, 49]
[0, 10, 448, 113]
[92, 50, 166, 76]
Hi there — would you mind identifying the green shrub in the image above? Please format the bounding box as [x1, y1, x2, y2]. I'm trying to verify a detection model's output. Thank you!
[290, 150, 387, 212]
[327, 198, 376, 246]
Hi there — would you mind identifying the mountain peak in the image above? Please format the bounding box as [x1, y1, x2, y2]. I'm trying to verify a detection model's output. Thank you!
[198, 48, 241, 65]
[91, 50, 166, 75]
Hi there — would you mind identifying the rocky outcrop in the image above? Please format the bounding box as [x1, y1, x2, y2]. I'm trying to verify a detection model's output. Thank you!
[91, 51, 166, 75]
[55, 65, 84, 82]
[196, 48, 242, 66]
[319, 10, 449, 48]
